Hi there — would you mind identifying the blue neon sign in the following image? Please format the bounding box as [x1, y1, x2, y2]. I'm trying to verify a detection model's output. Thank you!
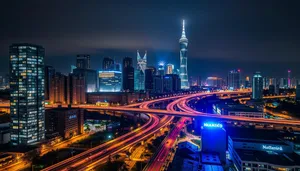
[203, 122, 223, 128]
[262, 145, 283, 151]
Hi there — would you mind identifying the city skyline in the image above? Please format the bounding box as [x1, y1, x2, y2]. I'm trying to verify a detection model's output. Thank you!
[1, 1, 300, 78]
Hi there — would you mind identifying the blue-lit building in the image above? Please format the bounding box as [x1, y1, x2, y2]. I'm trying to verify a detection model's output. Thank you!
[158, 63, 165, 76]
[73, 68, 97, 93]
[252, 72, 263, 100]
[163, 74, 181, 93]
[9, 43, 45, 145]
[201, 122, 227, 164]
[98, 71, 122, 92]
[179, 20, 189, 89]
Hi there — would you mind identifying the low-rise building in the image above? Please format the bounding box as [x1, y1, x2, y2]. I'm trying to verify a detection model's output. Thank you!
[227, 128, 300, 171]
[45, 108, 84, 139]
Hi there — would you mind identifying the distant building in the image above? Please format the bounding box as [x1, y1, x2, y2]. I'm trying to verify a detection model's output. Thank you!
[163, 74, 181, 93]
[87, 92, 148, 105]
[9, 43, 45, 145]
[166, 64, 174, 74]
[252, 72, 263, 100]
[122, 57, 134, 92]
[153, 75, 164, 93]
[288, 69, 291, 88]
[67, 74, 86, 104]
[102, 57, 114, 71]
[145, 67, 156, 92]
[280, 78, 288, 88]
[206, 77, 223, 88]
[158, 63, 165, 76]
[296, 85, 300, 101]
[244, 76, 251, 88]
[135, 50, 147, 91]
[269, 85, 275, 95]
[73, 68, 97, 92]
[45, 66, 55, 100]
[99, 71, 122, 92]
[45, 108, 84, 139]
[201, 122, 226, 163]
[49, 72, 67, 104]
[76, 54, 90, 69]
[227, 69, 241, 90]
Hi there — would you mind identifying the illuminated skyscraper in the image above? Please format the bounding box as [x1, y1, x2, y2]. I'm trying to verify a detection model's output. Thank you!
[288, 69, 291, 88]
[103, 57, 114, 71]
[227, 69, 241, 90]
[99, 71, 122, 92]
[158, 62, 165, 76]
[135, 50, 147, 91]
[76, 54, 90, 69]
[9, 43, 45, 145]
[166, 64, 174, 74]
[252, 72, 263, 100]
[179, 20, 189, 89]
[122, 57, 134, 92]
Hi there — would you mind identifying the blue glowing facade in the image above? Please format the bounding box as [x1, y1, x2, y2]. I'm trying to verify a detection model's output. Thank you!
[179, 20, 189, 89]
[98, 71, 122, 92]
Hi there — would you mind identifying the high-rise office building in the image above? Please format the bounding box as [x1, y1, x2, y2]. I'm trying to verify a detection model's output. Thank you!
[179, 20, 189, 89]
[145, 67, 156, 92]
[153, 75, 164, 93]
[288, 70, 291, 88]
[135, 50, 147, 91]
[9, 43, 45, 145]
[67, 74, 86, 104]
[158, 63, 165, 76]
[296, 85, 300, 101]
[45, 66, 55, 100]
[76, 54, 90, 69]
[206, 77, 223, 88]
[280, 78, 288, 88]
[244, 76, 251, 88]
[102, 57, 114, 71]
[99, 71, 122, 92]
[49, 72, 67, 104]
[163, 74, 181, 93]
[166, 64, 174, 74]
[252, 72, 263, 100]
[122, 57, 134, 92]
[228, 69, 241, 90]
[73, 68, 97, 93]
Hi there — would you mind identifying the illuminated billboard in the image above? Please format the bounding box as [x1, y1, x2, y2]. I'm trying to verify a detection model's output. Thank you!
[203, 122, 223, 128]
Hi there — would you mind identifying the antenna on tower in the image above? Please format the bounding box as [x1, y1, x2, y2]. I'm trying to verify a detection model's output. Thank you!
[181, 19, 186, 38]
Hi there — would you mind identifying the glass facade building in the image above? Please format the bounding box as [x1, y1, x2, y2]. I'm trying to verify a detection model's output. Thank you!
[227, 69, 241, 90]
[99, 71, 122, 92]
[252, 72, 263, 100]
[135, 50, 147, 91]
[9, 43, 45, 145]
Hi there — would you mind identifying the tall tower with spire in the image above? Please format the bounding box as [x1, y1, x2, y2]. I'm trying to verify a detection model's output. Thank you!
[179, 20, 189, 89]
[135, 50, 147, 91]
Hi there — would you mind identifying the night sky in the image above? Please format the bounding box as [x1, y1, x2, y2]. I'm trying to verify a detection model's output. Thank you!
[1, 0, 300, 78]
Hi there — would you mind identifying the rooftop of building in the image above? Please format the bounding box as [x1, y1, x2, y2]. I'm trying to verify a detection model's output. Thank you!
[226, 127, 283, 141]
[201, 152, 221, 165]
[235, 149, 300, 166]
